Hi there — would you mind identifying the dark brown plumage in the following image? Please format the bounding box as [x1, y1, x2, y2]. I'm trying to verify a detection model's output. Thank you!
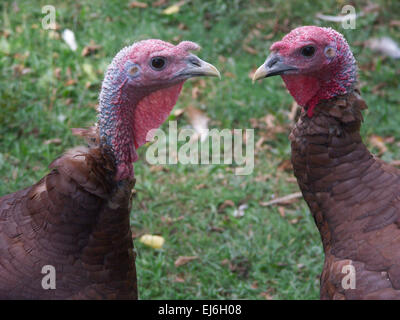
[291, 90, 400, 299]
[254, 26, 400, 299]
[0, 128, 137, 299]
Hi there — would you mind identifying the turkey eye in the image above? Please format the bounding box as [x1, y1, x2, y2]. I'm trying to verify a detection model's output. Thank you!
[150, 57, 166, 70]
[301, 46, 315, 57]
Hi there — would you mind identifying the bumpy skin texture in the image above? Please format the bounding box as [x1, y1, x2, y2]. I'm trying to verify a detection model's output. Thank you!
[0, 128, 137, 299]
[98, 40, 199, 180]
[271, 26, 357, 117]
[291, 90, 400, 299]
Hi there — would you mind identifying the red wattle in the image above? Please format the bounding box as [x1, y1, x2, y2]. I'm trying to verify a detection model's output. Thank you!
[132, 82, 184, 148]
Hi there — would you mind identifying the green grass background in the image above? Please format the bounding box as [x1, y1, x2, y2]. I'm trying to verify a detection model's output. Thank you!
[0, 0, 399, 299]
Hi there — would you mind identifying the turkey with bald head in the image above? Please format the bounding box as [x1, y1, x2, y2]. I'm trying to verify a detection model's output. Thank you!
[0, 39, 219, 299]
[254, 26, 400, 299]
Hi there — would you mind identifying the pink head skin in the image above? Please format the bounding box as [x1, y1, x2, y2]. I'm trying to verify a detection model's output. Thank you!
[98, 40, 220, 180]
[253, 26, 357, 117]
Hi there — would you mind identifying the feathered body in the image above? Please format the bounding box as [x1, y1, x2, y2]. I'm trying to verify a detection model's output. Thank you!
[291, 91, 400, 299]
[0, 39, 219, 299]
[0, 129, 137, 299]
[254, 26, 400, 299]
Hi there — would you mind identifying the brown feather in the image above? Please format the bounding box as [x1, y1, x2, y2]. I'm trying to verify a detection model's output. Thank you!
[0, 128, 137, 299]
[291, 90, 400, 299]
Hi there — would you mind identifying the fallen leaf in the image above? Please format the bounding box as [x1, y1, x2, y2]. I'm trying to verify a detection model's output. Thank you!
[368, 135, 387, 155]
[278, 206, 285, 218]
[218, 199, 235, 213]
[259, 192, 302, 207]
[139, 234, 165, 249]
[277, 159, 293, 172]
[233, 204, 248, 218]
[13, 65, 31, 76]
[149, 165, 168, 173]
[366, 37, 400, 59]
[242, 45, 257, 55]
[129, 1, 148, 8]
[44, 138, 62, 145]
[163, 1, 185, 15]
[210, 226, 224, 233]
[195, 183, 206, 190]
[81, 43, 102, 57]
[62, 29, 77, 51]
[289, 217, 302, 225]
[152, 0, 167, 7]
[65, 79, 77, 86]
[228, 257, 251, 278]
[173, 276, 185, 283]
[174, 256, 198, 267]
[260, 289, 275, 300]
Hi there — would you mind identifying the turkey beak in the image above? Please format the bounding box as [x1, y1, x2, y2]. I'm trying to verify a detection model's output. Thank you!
[178, 54, 221, 79]
[252, 52, 297, 83]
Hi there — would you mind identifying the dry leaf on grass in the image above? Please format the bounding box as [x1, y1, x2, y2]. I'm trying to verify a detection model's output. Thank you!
[277, 159, 293, 172]
[139, 234, 165, 249]
[259, 192, 302, 207]
[62, 29, 77, 51]
[278, 206, 285, 218]
[129, 1, 148, 8]
[174, 256, 198, 267]
[368, 135, 388, 155]
[152, 0, 167, 7]
[242, 45, 257, 55]
[366, 37, 400, 59]
[43, 138, 62, 145]
[210, 226, 224, 233]
[233, 204, 248, 218]
[222, 257, 251, 278]
[260, 289, 275, 300]
[194, 183, 206, 190]
[82, 42, 102, 57]
[163, 1, 185, 15]
[218, 199, 235, 213]
[173, 276, 185, 283]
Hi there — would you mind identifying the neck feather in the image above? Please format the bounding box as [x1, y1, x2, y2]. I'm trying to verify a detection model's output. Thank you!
[98, 73, 141, 181]
[289, 91, 369, 250]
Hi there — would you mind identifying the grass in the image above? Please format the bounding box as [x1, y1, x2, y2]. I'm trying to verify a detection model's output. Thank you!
[1, 0, 400, 299]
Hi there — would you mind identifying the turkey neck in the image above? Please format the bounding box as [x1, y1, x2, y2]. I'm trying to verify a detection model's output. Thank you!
[289, 90, 371, 251]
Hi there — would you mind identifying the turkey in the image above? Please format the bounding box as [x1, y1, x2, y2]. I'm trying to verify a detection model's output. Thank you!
[253, 26, 400, 299]
[0, 39, 220, 299]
